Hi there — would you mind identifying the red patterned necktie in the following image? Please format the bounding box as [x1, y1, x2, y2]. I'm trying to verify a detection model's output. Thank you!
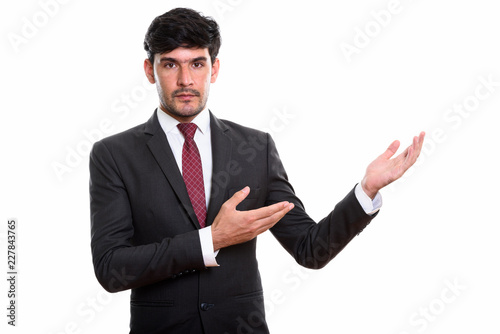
[177, 123, 207, 228]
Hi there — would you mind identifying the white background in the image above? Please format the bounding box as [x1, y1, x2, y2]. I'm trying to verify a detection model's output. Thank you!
[1, 0, 499, 333]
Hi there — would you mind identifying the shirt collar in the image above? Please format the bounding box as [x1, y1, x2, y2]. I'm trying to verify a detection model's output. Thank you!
[157, 106, 210, 136]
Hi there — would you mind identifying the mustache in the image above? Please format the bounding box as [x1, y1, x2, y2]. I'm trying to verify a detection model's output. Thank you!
[172, 89, 200, 97]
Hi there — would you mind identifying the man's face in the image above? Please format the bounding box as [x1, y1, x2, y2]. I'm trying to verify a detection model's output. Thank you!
[144, 47, 220, 122]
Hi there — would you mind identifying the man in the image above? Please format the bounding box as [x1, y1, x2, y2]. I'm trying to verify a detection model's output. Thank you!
[89, 7, 425, 334]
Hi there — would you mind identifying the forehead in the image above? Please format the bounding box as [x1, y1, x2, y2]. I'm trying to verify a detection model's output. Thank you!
[155, 47, 211, 63]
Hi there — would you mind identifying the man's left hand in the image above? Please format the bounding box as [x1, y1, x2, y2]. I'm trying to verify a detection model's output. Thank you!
[361, 131, 425, 199]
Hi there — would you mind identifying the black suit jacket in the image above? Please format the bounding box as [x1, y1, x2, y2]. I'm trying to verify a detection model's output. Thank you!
[89, 110, 375, 333]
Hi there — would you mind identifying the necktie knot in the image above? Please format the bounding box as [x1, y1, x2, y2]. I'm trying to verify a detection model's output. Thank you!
[177, 123, 197, 140]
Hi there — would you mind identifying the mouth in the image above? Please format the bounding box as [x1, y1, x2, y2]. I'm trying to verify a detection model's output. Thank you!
[176, 94, 195, 98]
[174, 91, 199, 102]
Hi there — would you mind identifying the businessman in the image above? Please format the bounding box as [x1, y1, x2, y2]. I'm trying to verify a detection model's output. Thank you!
[89, 7, 425, 334]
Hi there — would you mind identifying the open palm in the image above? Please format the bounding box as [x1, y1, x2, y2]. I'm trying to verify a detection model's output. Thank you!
[361, 132, 425, 199]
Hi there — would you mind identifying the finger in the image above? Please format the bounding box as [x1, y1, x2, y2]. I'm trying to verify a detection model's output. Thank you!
[419, 131, 426, 142]
[223, 186, 250, 210]
[247, 201, 293, 221]
[404, 145, 415, 166]
[401, 133, 425, 170]
[260, 202, 294, 223]
[381, 140, 401, 160]
[407, 132, 425, 162]
[254, 203, 295, 233]
[410, 136, 419, 160]
[392, 144, 411, 166]
[390, 132, 425, 176]
[417, 131, 425, 152]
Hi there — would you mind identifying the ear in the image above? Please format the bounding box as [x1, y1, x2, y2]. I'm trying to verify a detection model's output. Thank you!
[210, 58, 220, 83]
[144, 58, 155, 84]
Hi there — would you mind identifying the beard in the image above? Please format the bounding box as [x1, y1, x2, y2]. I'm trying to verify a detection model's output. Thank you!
[159, 88, 208, 120]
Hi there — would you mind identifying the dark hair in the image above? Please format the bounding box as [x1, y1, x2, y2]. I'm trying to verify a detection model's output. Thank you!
[144, 8, 221, 64]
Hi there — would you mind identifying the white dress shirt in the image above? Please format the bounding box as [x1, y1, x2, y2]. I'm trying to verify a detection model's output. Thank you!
[157, 107, 382, 268]
[156, 107, 218, 266]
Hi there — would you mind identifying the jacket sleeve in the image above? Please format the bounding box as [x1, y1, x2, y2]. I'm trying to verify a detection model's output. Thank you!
[89, 140, 206, 292]
[266, 134, 376, 269]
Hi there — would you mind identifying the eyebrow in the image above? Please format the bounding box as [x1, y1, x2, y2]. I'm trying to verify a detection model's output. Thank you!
[159, 56, 208, 64]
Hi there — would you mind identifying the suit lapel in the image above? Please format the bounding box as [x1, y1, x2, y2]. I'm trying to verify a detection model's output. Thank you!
[206, 112, 232, 226]
[144, 111, 200, 229]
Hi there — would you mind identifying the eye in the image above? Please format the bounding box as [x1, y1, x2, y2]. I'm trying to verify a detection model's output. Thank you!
[193, 62, 204, 68]
[164, 63, 176, 69]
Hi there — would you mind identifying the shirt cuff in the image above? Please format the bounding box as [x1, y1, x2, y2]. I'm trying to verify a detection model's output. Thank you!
[198, 227, 220, 267]
[354, 183, 382, 215]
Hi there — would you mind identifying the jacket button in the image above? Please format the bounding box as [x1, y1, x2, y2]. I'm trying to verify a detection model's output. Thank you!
[200, 303, 215, 311]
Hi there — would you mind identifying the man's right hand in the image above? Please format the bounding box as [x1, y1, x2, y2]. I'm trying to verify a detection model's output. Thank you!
[211, 186, 294, 251]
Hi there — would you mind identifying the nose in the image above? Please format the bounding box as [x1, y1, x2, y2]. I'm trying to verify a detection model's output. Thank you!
[177, 66, 193, 87]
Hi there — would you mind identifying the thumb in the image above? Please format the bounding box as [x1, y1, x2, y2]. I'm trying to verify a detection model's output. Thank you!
[225, 186, 250, 210]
